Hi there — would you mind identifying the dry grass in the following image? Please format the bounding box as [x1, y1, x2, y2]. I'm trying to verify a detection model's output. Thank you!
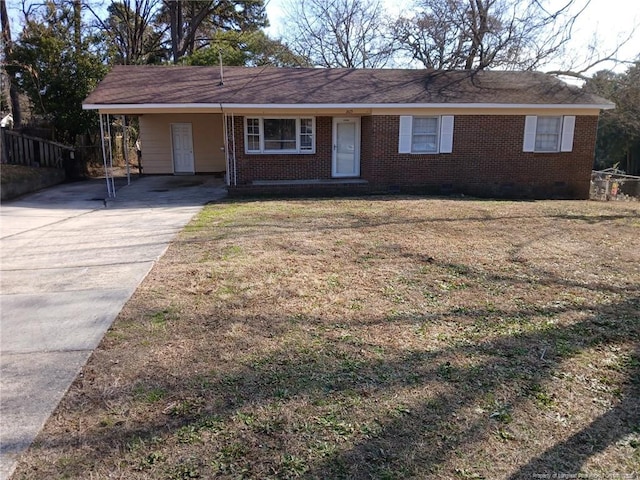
[13, 197, 640, 479]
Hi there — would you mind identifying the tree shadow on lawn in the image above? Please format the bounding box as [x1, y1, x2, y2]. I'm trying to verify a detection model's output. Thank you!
[12, 197, 640, 477]
[507, 375, 639, 479]
[181, 197, 640, 248]
[305, 296, 639, 479]
[17, 285, 639, 479]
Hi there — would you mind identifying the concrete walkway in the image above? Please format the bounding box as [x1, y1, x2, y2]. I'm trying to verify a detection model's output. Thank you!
[0, 176, 226, 479]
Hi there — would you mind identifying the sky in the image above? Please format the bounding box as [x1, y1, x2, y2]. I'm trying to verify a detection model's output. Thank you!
[7, 0, 638, 76]
[264, 0, 640, 75]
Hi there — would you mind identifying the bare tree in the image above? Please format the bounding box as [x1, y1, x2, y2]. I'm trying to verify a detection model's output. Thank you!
[283, 0, 394, 68]
[86, 0, 164, 65]
[392, 0, 628, 75]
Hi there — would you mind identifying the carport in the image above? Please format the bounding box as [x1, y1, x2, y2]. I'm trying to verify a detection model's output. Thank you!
[87, 107, 237, 199]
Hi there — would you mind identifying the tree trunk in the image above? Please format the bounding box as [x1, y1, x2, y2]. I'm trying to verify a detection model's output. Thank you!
[73, 0, 82, 52]
[464, 0, 489, 69]
[167, 0, 217, 64]
[1, 0, 22, 127]
[168, 0, 183, 63]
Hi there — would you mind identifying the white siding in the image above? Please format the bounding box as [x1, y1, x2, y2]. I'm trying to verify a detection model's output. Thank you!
[139, 113, 226, 174]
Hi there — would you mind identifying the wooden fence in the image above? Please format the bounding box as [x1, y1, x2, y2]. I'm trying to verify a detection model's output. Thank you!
[1, 128, 75, 169]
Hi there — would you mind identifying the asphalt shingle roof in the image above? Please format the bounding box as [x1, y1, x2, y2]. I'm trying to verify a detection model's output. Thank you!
[84, 65, 613, 106]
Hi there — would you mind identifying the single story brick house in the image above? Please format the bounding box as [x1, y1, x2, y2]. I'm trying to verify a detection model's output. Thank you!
[83, 66, 613, 198]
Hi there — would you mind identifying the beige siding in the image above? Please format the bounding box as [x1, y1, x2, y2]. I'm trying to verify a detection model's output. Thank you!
[139, 113, 226, 174]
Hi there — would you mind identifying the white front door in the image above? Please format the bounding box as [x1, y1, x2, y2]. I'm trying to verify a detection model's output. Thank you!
[171, 123, 195, 174]
[332, 117, 360, 177]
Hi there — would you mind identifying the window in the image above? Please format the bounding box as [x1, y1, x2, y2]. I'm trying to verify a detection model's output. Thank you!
[535, 116, 561, 152]
[398, 115, 454, 154]
[412, 117, 439, 153]
[300, 118, 313, 151]
[264, 118, 296, 151]
[246, 118, 260, 151]
[245, 117, 315, 154]
[523, 115, 575, 153]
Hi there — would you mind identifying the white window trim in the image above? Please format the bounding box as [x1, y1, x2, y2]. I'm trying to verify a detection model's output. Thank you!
[523, 115, 575, 153]
[244, 116, 316, 154]
[398, 115, 455, 154]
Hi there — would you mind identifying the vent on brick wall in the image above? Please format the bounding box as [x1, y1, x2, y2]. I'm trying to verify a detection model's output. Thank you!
[500, 183, 515, 196]
[440, 184, 454, 195]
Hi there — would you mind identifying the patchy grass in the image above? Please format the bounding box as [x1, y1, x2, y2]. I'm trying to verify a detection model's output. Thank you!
[13, 198, 640, 479]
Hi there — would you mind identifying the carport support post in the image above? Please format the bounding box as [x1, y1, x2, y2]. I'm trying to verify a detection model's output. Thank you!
[106, 115, 116, 197]
[223, 113, 230, 186]
[122, 115, 131, 186]
[231, 114, 237, 186]
[222, 112, 237, 187]
[99, 113, 113, 198]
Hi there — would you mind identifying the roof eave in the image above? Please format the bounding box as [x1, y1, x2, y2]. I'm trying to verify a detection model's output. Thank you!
[82, 102, 615, 112]
[82, 103, 224, 113]
[221, 102, 615, 111]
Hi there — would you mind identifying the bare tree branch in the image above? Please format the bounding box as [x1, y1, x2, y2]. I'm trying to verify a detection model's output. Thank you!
[282, 0, 394, 68]
[393, 0, 635, 75]
[546, 23, 638, 79]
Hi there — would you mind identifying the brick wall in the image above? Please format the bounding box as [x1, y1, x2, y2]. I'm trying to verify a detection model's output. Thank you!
[365, 115, 598, 199]
[230, 114, 599, 199]
[233, 116, 333, 184]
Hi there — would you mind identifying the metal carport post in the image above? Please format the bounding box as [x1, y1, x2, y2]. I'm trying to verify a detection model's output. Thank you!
[99, 112, 116, 198]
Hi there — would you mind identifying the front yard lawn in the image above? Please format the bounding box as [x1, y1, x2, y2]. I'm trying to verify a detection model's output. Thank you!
[14, 197, 640, 479]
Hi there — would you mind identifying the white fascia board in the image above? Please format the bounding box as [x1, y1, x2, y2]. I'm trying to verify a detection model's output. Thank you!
[82, 103, 223, 111]
[220, 102, 615, 111]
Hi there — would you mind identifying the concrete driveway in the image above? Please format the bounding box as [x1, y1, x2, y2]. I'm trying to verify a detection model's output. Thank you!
[0, 175, 226, 479]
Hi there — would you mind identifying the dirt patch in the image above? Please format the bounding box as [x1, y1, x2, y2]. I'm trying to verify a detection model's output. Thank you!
[13, 198, 640, 479]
